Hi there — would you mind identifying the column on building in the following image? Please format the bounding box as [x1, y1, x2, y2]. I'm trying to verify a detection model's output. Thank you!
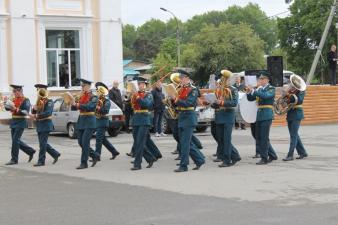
[0, 0, 9, 93]
[9, 0, 38, 99]
[98, 0, 123, 88]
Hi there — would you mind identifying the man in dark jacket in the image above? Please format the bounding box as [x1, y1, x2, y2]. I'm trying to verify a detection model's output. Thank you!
[109, 80, 123, 110]
[151, 82, 166, 137]
[327, 44, 337, 86]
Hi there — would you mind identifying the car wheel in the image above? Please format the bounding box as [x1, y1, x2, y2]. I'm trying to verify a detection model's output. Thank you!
[67, 123, 77, 139]
[195, 126, 208, 133]
[108, 128, 120, 137]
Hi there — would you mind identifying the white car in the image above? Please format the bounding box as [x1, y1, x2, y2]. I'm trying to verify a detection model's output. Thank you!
[51, 98, 124, 139]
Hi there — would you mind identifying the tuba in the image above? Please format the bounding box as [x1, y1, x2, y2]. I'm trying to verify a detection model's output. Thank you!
[273, 74, 306, 115]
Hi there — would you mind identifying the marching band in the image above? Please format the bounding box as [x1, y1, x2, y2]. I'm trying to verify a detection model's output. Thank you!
[1, 69, 308, 172]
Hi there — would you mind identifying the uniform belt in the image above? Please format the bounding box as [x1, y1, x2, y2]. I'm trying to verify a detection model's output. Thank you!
[258, 105, 273, 109]
[177, 107, 194, 111]
[96, 115, 109, 119]
[215, 107, 235, 111]
[12, 115, 28, 119]
[134, 110, 149, 113]
[37, 116, 52, 121]
[80, 112, 95, 116]
[293, 105, 303, 109]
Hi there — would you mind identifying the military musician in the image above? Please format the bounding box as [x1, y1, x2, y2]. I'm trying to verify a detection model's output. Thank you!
[170, 70, 205, 172]
[5, 85, 36, 165]
[89, 82, 120, 167]
[31, 84, 61, 166]
[211, 70, 241, 167]
[282, 75, 308, 161]
[130, 77, 158, 170]
[72, 79, 98, 169]
[246, 71, 278, 165]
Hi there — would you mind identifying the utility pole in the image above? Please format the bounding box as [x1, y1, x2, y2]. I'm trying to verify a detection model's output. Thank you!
[306, 0, 337, 84]
[160, 7, 181, 68]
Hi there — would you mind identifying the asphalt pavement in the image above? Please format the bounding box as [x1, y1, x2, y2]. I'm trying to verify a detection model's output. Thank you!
[0, 124, 338, 225]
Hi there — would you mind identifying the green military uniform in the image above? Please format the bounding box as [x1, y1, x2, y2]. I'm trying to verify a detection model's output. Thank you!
[213, 85, 241, 167]
[32, 86, 60, 166]
[75, 79, 98, 169]
[5, 85, 36, 165]
[90, 83, 119, 164]
[131, 77, 158, 170]
[174, 71, 205, 172]
[247, 81, 278, 164]
[284, 91, 308, 160]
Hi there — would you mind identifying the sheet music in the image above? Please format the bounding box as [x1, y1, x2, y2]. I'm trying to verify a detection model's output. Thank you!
[244, 76, 257, 87]
[203, 93, 217, 104]
[162, 83, 178, 97]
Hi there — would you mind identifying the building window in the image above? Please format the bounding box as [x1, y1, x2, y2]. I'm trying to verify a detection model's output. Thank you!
[46, 30, 81, 88]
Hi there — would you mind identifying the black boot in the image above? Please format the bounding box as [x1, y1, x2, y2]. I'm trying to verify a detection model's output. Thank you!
[53, 154, 61, 164]
[256, 159, 268, 165]
[76, 164, 88, 169]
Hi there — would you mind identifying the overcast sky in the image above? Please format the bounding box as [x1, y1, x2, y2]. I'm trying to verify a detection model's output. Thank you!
[121, 0, 291, 26]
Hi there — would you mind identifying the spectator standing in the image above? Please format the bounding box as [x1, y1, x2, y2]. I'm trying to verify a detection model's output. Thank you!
[151, 82, 166, 137]
[327, 44, 337, 86]
[109, 80, 123, 110]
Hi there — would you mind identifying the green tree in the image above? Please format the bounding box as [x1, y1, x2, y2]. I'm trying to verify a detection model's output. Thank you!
[182, 3, 277, 53]
[133, 19, 168, 62]
[159, 38, 178, 61]
[223, 3, 277, 53]
[122, 24, 137, 59]
[181, 23, 265, 84]
[277, 0, 335, 78]
[149, 53, 176, 84]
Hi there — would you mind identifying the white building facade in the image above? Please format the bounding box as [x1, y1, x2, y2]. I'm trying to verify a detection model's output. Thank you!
[0, 0, 123, 100]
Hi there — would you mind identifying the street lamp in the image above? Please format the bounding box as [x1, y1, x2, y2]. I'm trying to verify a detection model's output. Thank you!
[160, 7, 181, 67]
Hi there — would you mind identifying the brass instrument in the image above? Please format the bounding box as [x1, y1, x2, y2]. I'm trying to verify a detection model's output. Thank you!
[1, 94, 15, 111]
[35, 88, 48, 112]
[170, 73, 181, 86]
[151, 71, 172, 89]
[96, 86, 108, 116]
[274, 74, 306, 115]
[162, 73, 181, 119]
[124, 81, 139, 102]
[63, 92, 81, 105]
[218, 70, 233, 100]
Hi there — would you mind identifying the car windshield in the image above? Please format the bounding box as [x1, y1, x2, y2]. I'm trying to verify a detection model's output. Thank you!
[53, 99, 63, 112]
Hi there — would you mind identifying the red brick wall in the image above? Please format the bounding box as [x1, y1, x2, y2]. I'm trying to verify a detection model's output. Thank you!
[200, 86, 338, 126]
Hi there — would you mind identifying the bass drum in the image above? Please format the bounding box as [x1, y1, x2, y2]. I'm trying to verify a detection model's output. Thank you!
[239, 93, 257, 123]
